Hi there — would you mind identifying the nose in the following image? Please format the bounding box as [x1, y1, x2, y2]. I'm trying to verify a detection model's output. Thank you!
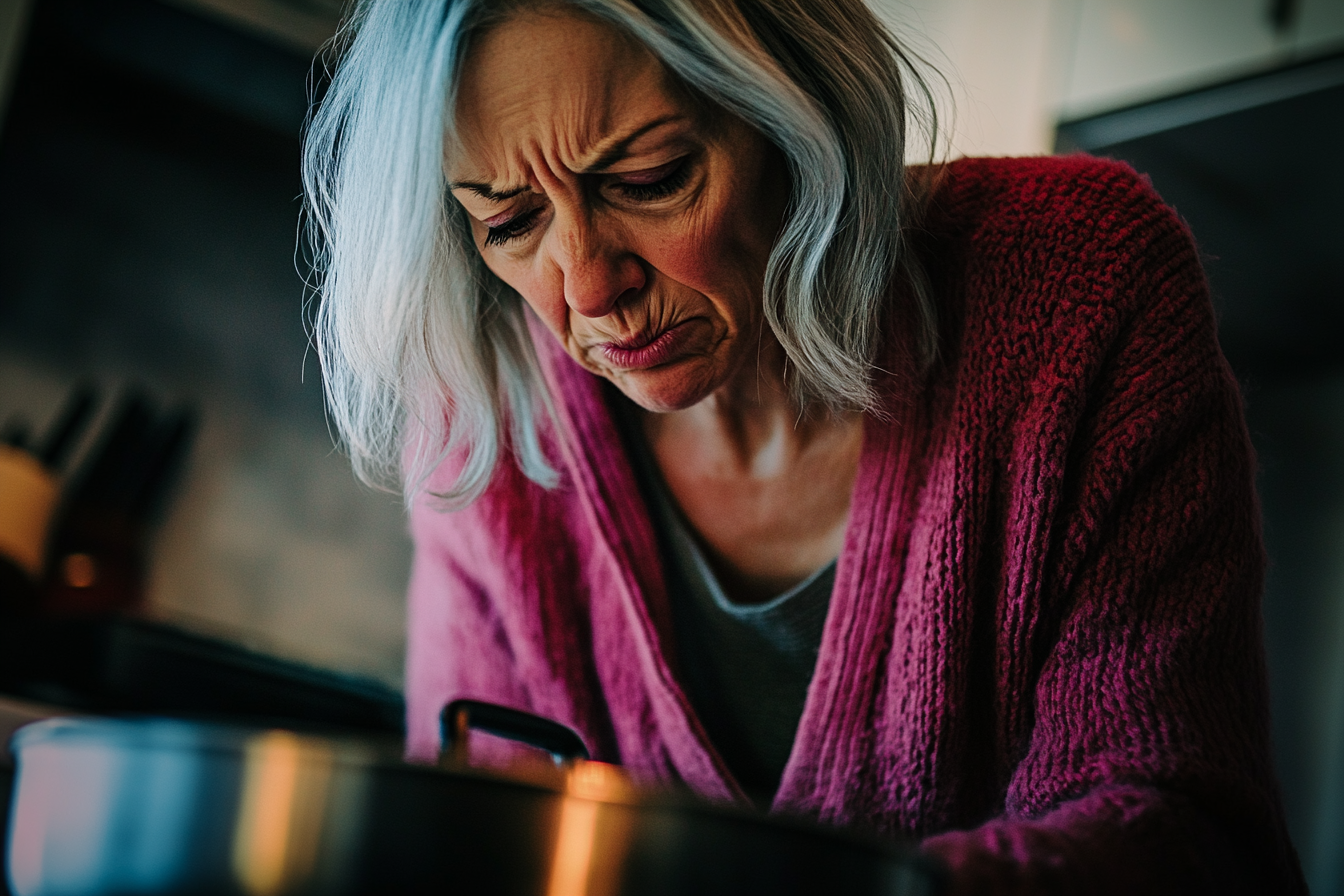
[550, 213, 645, 318]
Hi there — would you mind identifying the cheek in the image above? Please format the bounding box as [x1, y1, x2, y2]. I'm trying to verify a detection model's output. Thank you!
[484, 256, 568, 335]
[647, 199, 769, 325]
[654, 231, 716, 288]
[651, 206, 744, 296]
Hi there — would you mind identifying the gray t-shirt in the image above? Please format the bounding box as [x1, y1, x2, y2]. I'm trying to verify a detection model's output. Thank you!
[617, 398, 835, 805]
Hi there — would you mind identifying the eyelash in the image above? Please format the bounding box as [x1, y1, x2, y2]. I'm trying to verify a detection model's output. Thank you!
[483, 208, 542, 247]
[613, 159, 691, 201]
[481, 160, 692, 247]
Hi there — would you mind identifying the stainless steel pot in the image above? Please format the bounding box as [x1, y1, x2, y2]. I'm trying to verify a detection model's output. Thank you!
[5, 708, 941, 895]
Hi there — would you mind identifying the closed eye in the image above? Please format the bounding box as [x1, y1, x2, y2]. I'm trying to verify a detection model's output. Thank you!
[483, 207, 543, 247]
[611, 158, 691, 202]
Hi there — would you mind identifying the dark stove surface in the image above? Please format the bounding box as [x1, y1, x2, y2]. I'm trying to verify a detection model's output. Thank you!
[0, 614, 403, 736]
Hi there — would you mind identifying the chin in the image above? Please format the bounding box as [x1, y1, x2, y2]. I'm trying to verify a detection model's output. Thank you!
[609, 366, 717, 414]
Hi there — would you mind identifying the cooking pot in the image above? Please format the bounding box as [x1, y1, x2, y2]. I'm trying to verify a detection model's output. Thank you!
[5, 703, 942, 895]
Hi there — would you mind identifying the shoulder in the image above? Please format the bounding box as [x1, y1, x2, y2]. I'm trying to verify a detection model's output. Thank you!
[922, 154, 1169, 226]
[898, 155, 1220, 424]
[917, 156, 1199, 286]
[933, 153, 1147, 193]
[913, 155, 1207, 329]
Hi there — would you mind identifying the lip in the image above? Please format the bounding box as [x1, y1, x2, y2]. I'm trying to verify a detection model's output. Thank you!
[598, 320, 696, 370]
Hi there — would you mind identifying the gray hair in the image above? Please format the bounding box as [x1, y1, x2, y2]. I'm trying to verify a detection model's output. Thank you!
[303, 0, 940, 507]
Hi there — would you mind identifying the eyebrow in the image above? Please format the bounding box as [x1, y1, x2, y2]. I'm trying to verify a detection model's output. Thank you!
[448, 114, 688, 200]
[583, 113, 685, 173]
[448, 182, 531, 202]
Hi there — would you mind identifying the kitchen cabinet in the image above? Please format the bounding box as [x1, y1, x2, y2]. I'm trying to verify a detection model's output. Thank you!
[867, 0, 1068, 157]
[1060, 0, 1344, 117]
[868, 0, 1344, 155]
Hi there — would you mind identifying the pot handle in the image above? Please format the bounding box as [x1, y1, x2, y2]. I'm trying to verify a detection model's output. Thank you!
[440, 699, 590, 766]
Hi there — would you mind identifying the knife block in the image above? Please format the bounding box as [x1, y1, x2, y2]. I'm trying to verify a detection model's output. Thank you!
[0, 445, 58, 610]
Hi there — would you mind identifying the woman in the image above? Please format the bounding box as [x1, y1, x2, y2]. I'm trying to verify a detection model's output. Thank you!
[303, 0, 1304, 891]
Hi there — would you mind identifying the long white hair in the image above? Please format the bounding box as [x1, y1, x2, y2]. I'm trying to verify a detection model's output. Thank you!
[303, 0, 940, 507]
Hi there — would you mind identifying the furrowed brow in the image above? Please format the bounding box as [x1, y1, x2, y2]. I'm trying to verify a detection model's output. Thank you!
[449, 182, 531, 202]
[582, 114, 686, 173]
[450, 114, 689, 196]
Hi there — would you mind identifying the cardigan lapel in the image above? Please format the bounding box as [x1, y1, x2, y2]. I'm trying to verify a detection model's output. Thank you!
[527, 316, 739, 799]
[774, 388, 934, 823]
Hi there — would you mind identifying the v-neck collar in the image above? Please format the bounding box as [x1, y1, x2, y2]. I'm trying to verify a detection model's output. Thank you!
[529, 316, 928, 811]
[529, 317, 739, 800]
[774, 397, 930, 817]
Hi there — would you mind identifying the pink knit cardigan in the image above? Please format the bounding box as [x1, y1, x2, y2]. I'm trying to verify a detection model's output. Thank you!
[404, 156, 1304, 893]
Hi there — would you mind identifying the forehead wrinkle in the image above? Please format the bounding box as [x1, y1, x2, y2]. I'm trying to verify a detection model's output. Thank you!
[451, 9, 692, 199]
[457, 85, 602, 196]
[538, 70, 619, 174]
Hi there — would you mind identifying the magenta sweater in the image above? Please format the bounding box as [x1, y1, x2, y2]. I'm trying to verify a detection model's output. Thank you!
[404, 156, 1304, 893]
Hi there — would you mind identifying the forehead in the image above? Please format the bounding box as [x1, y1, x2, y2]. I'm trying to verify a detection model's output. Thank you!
[452, 8, 686, 178]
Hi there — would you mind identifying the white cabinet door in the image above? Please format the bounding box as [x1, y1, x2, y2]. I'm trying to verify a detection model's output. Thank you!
[1060, 0, 1289, 117]
[868, 0, 1068, 157]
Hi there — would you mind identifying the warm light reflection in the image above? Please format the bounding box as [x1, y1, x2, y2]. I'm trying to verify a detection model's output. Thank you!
[62, 553, 97, 588]
[231, 731, 332, 896]
[547, 796, 599, 896]
[545, 761, 634, 896]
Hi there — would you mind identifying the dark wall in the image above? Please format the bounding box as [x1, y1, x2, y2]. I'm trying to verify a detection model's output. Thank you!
[0, 0, 410, 686]
[0, 0, 318, 417]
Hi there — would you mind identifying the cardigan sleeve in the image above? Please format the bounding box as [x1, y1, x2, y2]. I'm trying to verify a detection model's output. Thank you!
[922, 171, 1304, 894]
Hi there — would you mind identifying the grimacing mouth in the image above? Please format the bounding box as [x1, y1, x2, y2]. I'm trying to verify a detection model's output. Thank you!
[570, 291, 689, 353]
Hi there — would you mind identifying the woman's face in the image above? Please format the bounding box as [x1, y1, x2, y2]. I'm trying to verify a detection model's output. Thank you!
[450, 8, 788, 413]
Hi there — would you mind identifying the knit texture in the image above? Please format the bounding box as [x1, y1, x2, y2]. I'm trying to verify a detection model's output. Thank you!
[403, 156, 1304, 894]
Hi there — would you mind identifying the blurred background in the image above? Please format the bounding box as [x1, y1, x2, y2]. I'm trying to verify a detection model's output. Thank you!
[0, 0, 1339, 891]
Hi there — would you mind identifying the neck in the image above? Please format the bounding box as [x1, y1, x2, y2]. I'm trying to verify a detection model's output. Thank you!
[636, 323, 864, 601]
